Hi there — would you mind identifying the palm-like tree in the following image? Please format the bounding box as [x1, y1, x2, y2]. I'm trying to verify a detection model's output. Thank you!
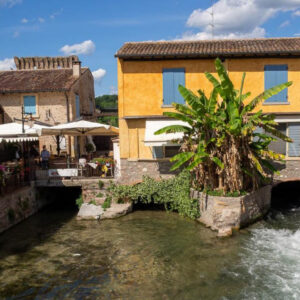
[155, 58, 292, 193]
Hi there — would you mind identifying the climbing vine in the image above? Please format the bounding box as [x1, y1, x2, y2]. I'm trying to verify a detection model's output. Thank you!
[107, 171, 199, 219]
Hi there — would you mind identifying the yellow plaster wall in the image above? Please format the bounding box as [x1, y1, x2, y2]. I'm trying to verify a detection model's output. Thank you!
[118, 57, 300, 159]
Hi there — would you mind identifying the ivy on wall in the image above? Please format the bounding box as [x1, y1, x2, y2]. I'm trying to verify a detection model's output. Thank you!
[107, 171, 199, 219]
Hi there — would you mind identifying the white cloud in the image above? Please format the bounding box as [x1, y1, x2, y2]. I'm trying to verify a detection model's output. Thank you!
[50, 8, 63, 19]
[293, 10, 300, 16]
[0, 0, 22, 7]
[280, 20, 290, 28]
[92, 68, 106, 84]
[0, 58, 15, 70]
[21, 18, 28, 23]
[184, 0, 300, 40]
[60, 40, 96, 56]
[13, 31, 19, 38]
[38, 17, 45, 23]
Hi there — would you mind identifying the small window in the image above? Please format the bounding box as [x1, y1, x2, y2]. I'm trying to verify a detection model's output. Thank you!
[264, 65, 288, 103]
[89, 98, 94, 114]
[163, 68, 185, 105]
[152, 145, 180, 159]
[75, 94, 80, 118]
[165, 146, 180, 158]
[23, 95, 36, 115]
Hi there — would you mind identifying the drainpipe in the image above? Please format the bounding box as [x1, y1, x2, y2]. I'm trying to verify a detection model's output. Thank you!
[65, 92, 72, 165]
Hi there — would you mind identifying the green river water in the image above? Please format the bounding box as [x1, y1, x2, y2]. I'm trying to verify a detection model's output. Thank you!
[1, 184, 300, 299]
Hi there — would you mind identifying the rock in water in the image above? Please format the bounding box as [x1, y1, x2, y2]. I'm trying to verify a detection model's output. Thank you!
[101, 203, 133, 219]
[77, 204, 104, 220]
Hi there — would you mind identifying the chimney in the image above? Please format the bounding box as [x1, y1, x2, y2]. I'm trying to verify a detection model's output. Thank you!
[73, 60, 81, 77]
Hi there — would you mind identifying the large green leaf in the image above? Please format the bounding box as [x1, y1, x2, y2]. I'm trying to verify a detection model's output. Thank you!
[211, 157, 224, 169]
[243, 81, 292, 113]
[214, 58, 234, 99]
[163, 111, 194, 126]
[170, 152, 194, 170]
[154, 125, 191, 135]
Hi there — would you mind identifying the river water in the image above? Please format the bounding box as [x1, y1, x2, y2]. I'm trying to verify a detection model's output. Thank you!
[1, 187, 300, 299]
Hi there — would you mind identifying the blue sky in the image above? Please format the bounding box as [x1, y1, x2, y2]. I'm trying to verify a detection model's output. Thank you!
[1, 0, 300, 96]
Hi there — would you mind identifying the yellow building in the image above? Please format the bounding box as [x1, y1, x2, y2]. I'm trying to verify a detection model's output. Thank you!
[115, 37, 300, 182]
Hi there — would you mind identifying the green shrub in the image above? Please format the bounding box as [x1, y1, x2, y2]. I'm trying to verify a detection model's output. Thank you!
[75, 195, 83, 208]
[97, 192, 104, 198]
[107, 171, 199, 219]
[89, 200, 97, 205]
[204, 189, 247, 197]
[102, 196, 111, 211]
[98, 180, 104, 189]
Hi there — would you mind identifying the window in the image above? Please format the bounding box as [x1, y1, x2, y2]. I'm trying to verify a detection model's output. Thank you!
[264, 65, 288, 103]
[75, 94, 80, 118]
[23, 95, 36, 115]
[89, 98, 94, 114]
[269, 123, 287, 155]
[163, 68, 185, 105]
[152, 145, 180, 159]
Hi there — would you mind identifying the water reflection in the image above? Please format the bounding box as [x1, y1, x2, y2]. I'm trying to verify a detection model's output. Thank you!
[0, 191, 300, 299]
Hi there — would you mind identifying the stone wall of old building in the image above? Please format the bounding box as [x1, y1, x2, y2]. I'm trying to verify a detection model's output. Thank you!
[119, 159, 178, 184]
[0, 184, 44, 233]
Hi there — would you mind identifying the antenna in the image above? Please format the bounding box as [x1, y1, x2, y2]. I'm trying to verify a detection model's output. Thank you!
[209, 0, 215, 39]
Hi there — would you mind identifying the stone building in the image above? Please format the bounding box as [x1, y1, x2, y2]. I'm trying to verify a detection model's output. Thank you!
[0, 56, 95, 156]
[115, 37, 300, 183]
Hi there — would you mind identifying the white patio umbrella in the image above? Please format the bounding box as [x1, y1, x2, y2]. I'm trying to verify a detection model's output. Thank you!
[39, 120, 119, 136]
[0, 122, 47, 143]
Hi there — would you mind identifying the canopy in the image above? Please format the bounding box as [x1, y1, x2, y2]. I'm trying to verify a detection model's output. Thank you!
[39, 120, 119, 136]
[0, 122, 46, 143]
[144, 119, 188, 146]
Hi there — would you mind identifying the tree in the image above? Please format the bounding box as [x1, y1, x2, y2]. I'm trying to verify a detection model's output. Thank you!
[155, 58, 292, 193]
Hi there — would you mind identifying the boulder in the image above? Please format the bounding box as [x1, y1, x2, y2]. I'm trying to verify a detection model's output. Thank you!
[101, 203, 133, 219]
[77, 203, 104, 220]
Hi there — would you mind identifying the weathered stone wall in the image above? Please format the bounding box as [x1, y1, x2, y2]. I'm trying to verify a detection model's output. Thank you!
[191, 185, 272, 236]
[81, 179, 110, 205]
[0, 184, 42, 233]
[119, 159, 178, 184]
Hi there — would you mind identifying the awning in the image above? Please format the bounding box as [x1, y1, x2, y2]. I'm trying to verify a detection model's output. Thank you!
[144, 119, 187, 146]
[0, 136, 39, 143]
[0, 122, 47, 143]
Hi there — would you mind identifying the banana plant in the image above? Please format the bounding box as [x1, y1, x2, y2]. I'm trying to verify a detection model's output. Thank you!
[155, 58, 292, 193]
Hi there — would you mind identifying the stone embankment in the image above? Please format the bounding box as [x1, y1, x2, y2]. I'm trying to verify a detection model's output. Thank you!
[191, 185, 272, 237]
[0, 183, 49, 233]
[78, 179, 132, 220]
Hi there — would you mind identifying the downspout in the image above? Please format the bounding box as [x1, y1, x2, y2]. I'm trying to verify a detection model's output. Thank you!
[65, 91, 72, 161]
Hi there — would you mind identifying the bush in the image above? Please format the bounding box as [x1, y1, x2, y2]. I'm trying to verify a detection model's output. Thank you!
[102, 197, 111, 211]
[107, 171, 199, 219]
[89, 200, 97, 205]
[76, 195, 83, 208]
[97, 192, 104, 198]
[98, 180, 104, 189]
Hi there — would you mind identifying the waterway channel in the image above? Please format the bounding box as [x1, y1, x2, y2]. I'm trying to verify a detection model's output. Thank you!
[0, 183, 300, 299]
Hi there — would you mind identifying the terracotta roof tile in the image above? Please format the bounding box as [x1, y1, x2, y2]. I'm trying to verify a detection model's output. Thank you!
[115, 37, 300, 59]
[0, 68, 88, 93]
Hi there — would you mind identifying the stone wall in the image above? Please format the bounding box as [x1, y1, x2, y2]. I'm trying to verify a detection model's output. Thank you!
[119, 159, 178, 184]
[0, 184, 42, 233]
[81, 179, 111, 205]
[191, 185, 272, 236]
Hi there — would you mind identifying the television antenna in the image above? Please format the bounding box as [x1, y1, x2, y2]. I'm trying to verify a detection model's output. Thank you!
[208, 0, 215, 39]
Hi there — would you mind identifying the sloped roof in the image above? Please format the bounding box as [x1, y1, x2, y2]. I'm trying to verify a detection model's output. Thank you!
[0, 68, 88, 93]
[115, 37, 300, 60]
